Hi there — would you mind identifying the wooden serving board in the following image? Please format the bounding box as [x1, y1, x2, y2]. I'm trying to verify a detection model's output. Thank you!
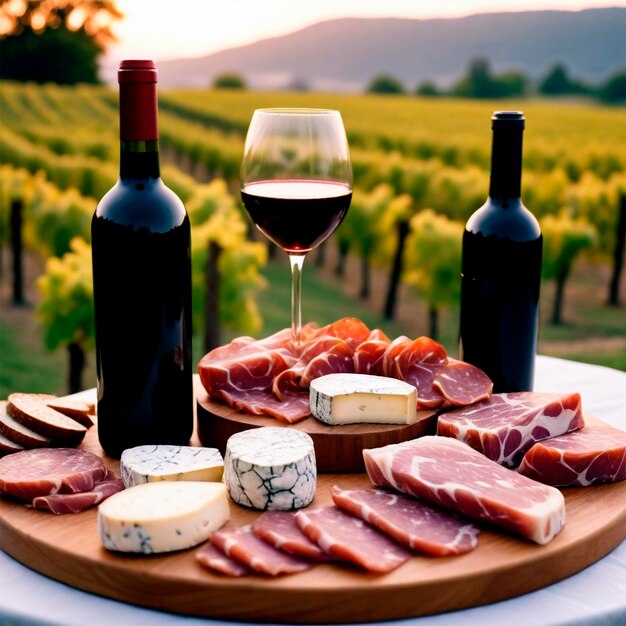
[195, 377, 438, 473]
[1, 419, 625, 624]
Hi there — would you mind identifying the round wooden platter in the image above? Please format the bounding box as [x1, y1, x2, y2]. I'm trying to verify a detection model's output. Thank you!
[0, 420, 625, 624]
[195, 377, 438, 473]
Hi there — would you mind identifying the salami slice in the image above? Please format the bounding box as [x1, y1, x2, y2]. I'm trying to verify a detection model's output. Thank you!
[251, 511, 330, 561]
[196, 543, 252, 577]
[295, 505, 412, 573]
[0, 448, 108, 501]
[331, 486, 479, 556]
[32, 471, 124, 514]
[209, 525, 313, 576]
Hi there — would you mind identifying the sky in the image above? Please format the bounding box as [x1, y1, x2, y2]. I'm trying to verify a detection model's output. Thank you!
[106, 0, 626, 62]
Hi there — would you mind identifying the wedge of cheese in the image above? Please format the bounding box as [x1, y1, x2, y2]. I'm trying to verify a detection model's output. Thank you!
[120, 445, 223, 488]
[224, 427, 316, 511]
[310, 373, 417, 425]
[97, 481, 229, 554]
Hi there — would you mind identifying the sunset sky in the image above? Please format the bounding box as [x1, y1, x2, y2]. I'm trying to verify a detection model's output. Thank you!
[107, 0, 626, 62]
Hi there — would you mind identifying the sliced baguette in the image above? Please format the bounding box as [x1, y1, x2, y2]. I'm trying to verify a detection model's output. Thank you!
[0, 400, 52, 449]
[7, 393, 87, 444]
[45, 398, 95, 428]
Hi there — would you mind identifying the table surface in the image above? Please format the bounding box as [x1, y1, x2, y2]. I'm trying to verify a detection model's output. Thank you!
[1, 355, 625, 626]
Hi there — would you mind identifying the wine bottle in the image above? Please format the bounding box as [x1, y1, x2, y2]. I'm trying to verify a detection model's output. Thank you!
[459, 111, 542, 392]
[92, 60, 193, 457]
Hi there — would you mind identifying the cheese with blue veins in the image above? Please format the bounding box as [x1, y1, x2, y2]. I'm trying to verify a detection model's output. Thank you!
[120, 445, 223, 488]
[224, 427, 316, 511]
[97, 481, 229, 554]
[310, 373, 417, 425]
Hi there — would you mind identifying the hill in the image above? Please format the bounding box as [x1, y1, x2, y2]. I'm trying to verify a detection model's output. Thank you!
[142, 8, 626, 91]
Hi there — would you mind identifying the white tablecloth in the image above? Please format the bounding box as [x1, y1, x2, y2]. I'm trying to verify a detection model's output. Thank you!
[1, 355, 625, 626]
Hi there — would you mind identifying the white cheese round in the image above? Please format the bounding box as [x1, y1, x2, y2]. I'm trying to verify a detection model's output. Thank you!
[97, 481, 229, 554]
[224, 427, 316, 511]
[120, 445, 224, 488]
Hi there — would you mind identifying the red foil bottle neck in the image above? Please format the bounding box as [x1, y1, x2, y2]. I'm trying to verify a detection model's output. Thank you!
[118, 60, 158, 142]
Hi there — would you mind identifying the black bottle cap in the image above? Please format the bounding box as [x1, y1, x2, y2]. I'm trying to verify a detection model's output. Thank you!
[492, 111, 525, 129]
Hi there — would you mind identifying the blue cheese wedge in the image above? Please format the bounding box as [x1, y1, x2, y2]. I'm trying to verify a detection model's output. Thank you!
[97, 481, 229, 554]
[224, 427, 316, 511]
[310, 373, 417, 425]
[120, 445, 223, 488]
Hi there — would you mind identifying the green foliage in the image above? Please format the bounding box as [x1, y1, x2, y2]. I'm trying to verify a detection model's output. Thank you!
[403, 209, 463, 310]
[415, 81, 440, 97]
[367, 74, 406, 94]
[452, 58, 528, 98]
[36, 237, 94, 352]
[541, 211, 597, 281]
[538, 63, 590, 96]
[212, 73, 247, 90]
[597, 70, 626, 103]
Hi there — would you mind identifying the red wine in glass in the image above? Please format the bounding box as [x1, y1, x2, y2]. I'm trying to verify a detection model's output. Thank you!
[241, 180, 352, 254]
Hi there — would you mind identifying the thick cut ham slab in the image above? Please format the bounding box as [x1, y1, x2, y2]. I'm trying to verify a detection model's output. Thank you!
[32, 471, 124, 514]
[518, 424, 626, 487]
[295, 505, 412, 573]
[364, 436, 565, 545]
[331, 486, 479, 556]
[0, 448, 108, 501]
[209, 525, 313, 576]
[251, 511, 329, 561]
[437, 392, 584, 467]
[196, 543, 252, 577]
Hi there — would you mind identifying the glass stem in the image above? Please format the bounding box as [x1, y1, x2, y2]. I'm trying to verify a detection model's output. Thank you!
[289, 253, 306, 349]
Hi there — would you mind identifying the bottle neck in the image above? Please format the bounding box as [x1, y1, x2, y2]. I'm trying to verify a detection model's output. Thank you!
[120, 140, 160, 180]
[489, 126, 523, 200]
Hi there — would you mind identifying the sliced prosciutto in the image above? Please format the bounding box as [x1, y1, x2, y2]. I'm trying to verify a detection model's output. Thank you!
[433, 359, 493, 407]
[364, 436, 565, 545]
[331, 486, 479, 556]
[518, 423, 626, 487]
[295, 505, 412, 573]
[251, 511, 330, 561]
[0, 448, 109, 501]
[437, 392, 584, 467]
[32, 471, 124, 514]
[196, 543, 252, 577]
[209, 524, 313, 576]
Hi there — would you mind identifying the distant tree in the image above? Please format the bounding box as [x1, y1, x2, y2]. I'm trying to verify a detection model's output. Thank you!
[367, 74, 406, 95]
[287, 77, 310, 92]
[597, 70, 626, 103]
[538, 63, 590, 96]
[212, 73, 247, 90]
[0, 0, 122, 84]
[451, 58, 528, 99]
[416, 81, 440, 97]
[497, 71, 528, 97]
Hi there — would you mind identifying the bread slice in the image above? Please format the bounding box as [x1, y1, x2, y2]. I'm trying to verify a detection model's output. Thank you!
[45, 398, 95, 428]
[7, 393, 87, 444]
[0, 400, 52, 449]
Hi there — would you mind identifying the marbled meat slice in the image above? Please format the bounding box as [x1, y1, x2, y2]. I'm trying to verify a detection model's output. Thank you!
[0, 448, 109, 501]
[353, 338, 390, 376]
[433, 359, 493, 407]
[252, 510, 330, 561]
[364, 436, 565, 545]
[319, 317, 372, 351]
[196, 543, 252, 577]
[295, 505, 412, 573]
[518, 424, 626, 487]
[32, 471, 124, 514]
[210, 524, 313, 576]
[220, 388, 311, 424]
[437, 392, 584, 467]
[331, 486, 479, 556]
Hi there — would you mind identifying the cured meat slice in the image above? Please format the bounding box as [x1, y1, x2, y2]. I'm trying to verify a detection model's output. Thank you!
[32, 471, 124, 514]
[437, 392, 584, 467]
[518, 424, 626, 487]
[0, 448, 108, 501]
[295, 505, 412, 573]
[364, 436, 565, 545]
[353, 339, 390, 376]
[210, 525, 313, 576]
[319, 317, 371, 351]
[218, 389, 311, 424]
[433, 359, 493, 407]
[196, 543, 252, 577]
[252, 511, 330, 561]
[331, 486, 479, 556]
[382, 336, 412, 378]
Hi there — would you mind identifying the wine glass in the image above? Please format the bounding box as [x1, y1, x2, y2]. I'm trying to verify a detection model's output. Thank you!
[241, 108, 352, 348]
